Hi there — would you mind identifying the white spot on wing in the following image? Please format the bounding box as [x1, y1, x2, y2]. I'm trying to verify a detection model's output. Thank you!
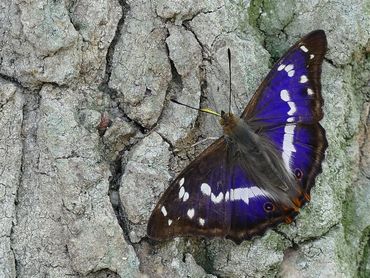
[300, 45, 309, 52]
[288, 70, 295, 77]
[310, 54, 315, 59]
[199, 218, 205, 226]
[211, 192, 224, 204]
[279, 87, 298, 171]
[280, 89, 290, 101]
[282, 124, 297, 171]
[230, 187, 270, 204]
[179, 177, 185, 186]
[285, 64, 294, 72]
[168, 219, 173, 226]
[285, 124, 296, 134]
[285, 64, 295, 77]
[161, 206, 167, 216]
[300, 75, 308, 83]
[278, 64, 286, 71]
[281, 89, 297, 117]
[200, 183, 211, 196]
[307, 88, 314, 95]
[178, 186, 185, 199]
[183, 192, 189, 202]
[287, 101, 297, 115]
[187, 208, 195, 219]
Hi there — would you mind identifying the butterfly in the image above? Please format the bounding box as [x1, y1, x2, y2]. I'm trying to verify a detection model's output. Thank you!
[147, 30, 328, 244]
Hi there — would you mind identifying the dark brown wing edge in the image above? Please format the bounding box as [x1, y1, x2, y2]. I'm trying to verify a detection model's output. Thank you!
[298, 123, 328, 206]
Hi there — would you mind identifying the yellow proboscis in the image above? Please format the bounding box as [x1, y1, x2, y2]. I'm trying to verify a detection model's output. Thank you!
[199, 108, 221, 117]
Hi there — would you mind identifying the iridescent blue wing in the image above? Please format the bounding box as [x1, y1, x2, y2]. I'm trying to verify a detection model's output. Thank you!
[261, 123, 327, 203]
[243, 30, 326, 124]
[243, 30, 328, 204]
[226, 165, 298, 243]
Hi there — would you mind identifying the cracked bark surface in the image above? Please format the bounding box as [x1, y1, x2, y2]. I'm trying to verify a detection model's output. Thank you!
[0, 0, 370, 277]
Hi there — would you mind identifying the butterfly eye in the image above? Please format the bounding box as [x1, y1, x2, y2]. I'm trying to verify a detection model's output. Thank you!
[294, 168, 303, 180]
[263, 202, 275, 212]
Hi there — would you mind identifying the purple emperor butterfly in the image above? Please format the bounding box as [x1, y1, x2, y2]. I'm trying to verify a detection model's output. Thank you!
[147, 30, 328, 244]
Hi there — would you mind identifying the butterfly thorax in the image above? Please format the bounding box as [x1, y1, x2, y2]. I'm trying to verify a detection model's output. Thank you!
[220, 111, 239, 135]
[220, 111, 259, 153]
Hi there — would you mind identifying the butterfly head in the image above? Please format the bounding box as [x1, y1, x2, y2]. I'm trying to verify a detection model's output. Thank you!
[220, 111, 239, 135]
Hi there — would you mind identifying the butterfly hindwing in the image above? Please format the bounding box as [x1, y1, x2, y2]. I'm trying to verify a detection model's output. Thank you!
[261, 123, 327, 199]
[147, 138, 299, 243]
[147, 139, 232, 240]
[226, 165, 298, 243]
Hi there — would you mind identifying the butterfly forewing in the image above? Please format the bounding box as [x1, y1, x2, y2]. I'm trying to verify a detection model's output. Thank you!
[243, 30, 327, 124]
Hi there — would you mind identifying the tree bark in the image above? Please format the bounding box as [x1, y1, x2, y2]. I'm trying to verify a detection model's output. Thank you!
[0, 0, 369, 277]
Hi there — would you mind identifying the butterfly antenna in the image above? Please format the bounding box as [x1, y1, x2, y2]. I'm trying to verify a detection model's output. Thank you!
[228, 48, 232, 115]
[170, 99, 221, 117]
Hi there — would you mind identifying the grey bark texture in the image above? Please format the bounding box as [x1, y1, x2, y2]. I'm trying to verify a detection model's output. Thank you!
[0, 0, 369, 277]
